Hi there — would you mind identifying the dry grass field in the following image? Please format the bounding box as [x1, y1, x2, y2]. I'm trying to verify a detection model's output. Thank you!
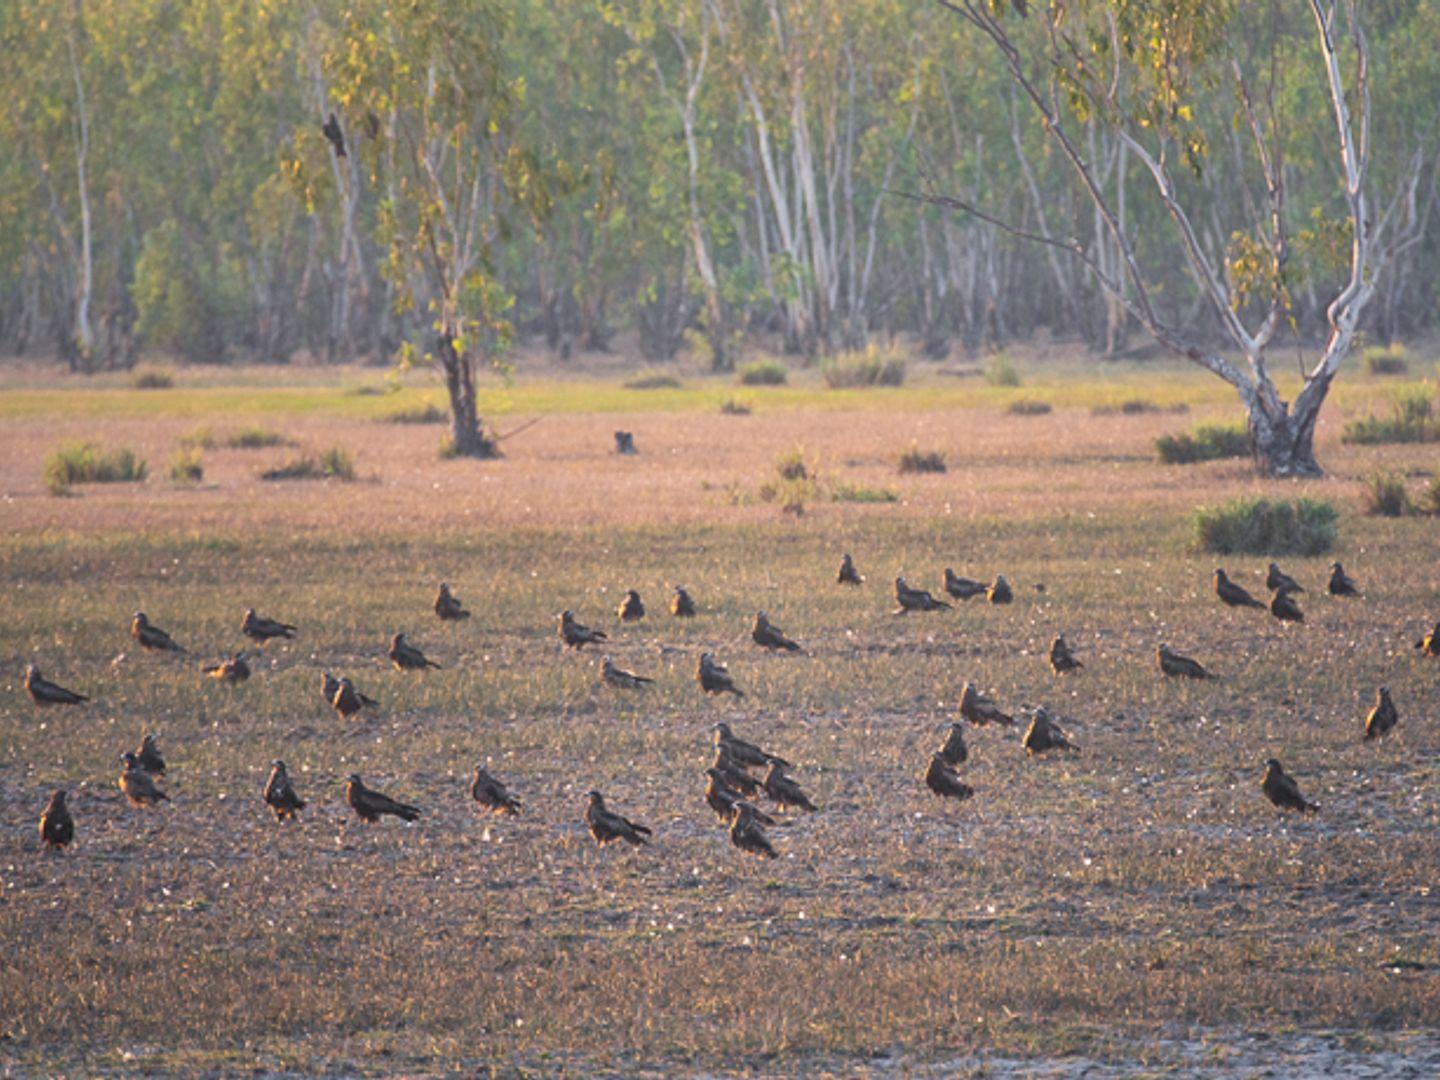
[1, 354, 1439, 1077]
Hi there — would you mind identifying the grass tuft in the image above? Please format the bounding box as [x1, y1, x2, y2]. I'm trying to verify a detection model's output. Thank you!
[983, 353, 1021, 387]
[1362, 343, 1409, 376]
[820, 346, 906, 388]
[130, 364, 176, 389]
[623, 368, 684, 390]
[897, 444, 946, 474]
[737, 358, 788, 386]
[1007, 398, 1052, 416]
[43, 442, 148, 495]
[718, 397, 752, 416]
[381, 401, 447, 424]
[758, 448, 816, 514]
[259, 446, 355, 481]
[227, 427, 291, 449]
[1361, 472, 1411, 517]
[180, 425, 216, 450]
[1192, 496, 1338, 555]
[830, 481, 898, 503]
[1341, 389, 1438, 445]
[168, 447, 204, 485]
[1155, 423, 1250, 464]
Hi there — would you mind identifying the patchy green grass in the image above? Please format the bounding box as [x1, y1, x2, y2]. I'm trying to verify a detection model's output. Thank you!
[898, 444, 947, 473]
[130, 363, 176, 389]
[168, 447, 204, 485]
[821, 346, 906, 388]
[983, 352, 1021, 387]
[1342, 388, 1438, 445]
[1362, 342, 1409, 376]
[737, 358, 789, 386]
[830, 481, 899, 503]
[42, 441, 148, 494]
[226, 426, 291, 449]
[259, 446, 355, 481]
[1192, 496, 1339, 555]
[1361, 472, 1412, 517]
[1156, 423, 1251, 464]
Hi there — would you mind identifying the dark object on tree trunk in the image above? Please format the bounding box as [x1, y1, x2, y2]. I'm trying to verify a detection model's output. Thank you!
[322, 113, 346, 158]
[614, 431, 637, 455]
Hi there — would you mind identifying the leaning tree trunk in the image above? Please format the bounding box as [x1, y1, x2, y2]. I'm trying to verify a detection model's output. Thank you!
[436, 330, 497, 458]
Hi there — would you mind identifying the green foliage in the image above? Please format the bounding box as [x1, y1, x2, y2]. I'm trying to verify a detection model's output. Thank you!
[898, 445, 947, 474]
[982, 353, 1020, 388]
[718, 397, 753, 415]
[1155, 423, 1250, 464]
[623, 369, 684, 390]
[830, 481, 898, 504]
[227, 428, 290, 450]
[180, 426, 215, 451]
[1341, 389, 1438, 444]
[168, 448, 204, 485]
[131, 364, 175, 389]
[382, 402, 448, 424]
[260, 447, 355, 482]
[1007, 398, 1052, 416]
[821, 347, 906, 389]
[132, 221, 243, 364]
[737, 359, 789, 386]
[1362, 343, 1410, 376]
[758, 448, 817, 515]
[43, 443, 148, 495]
[1361, 473, 1411, 517]
[1192, 497, 1338, 556]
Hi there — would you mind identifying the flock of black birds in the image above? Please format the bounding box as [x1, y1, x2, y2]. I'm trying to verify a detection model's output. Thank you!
[24, 553, 1440, 860]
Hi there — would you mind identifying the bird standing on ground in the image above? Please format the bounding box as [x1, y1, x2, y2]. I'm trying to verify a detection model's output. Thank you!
[346, 775, 420, 823]
[987, 575, 1014, 604]
[131, 612, 185, 653]
[242, 609, 297, 643]
[559, 610, 607, 649]
[1262, 759, 1318, 813]
[321, 670, 340, 706]
[1364, 687, 1398, 741]
[24, 663, 88, 706]
[134, 733, 167, 776]
[938, 723, 968, 766]
[959, 681, 1013, 726]
[617, 590, 645, 622]
[39, 791, 74, 850]
[714, 722, 789, 771]
[1267, 563, 1304, 596]
[729, 803, 778, 859]
[434, 583, 470, 621]
[1157, 643, 1215, 679]
[202, 651, 251, 683]
[924, 753, 974, 802]
[762, 762, 817, 812]
[670, 586, 697, 617]
[752, 611, 802, 652]
[837, 553, 863, 586]
[698, 652, 743, 696]
[263, 760, 305, 821]
[118, 753, 169, 806]
[894, 577, 951, 614]
[944, 569, 988, 600]
[1414, 621, 1440, 657]
[585, 790, 651, 846]
[602, 655, 653, 689]
[1049, 635, 1082, 674]
[1328, 562, 1360, 597]
[1214, 569, 1266, 610]
[331, 676, 377, 720]
[389, 633, 440, 671]
[711, 747, 762, 799]
[1270, 591, 1304, 624]
[471, 766, 522, 816]
[1023, 707, 1080, 755]
[705, 768, 773, 825]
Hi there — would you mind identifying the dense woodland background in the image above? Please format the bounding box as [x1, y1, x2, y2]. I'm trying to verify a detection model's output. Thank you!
[1, 0, 1437, 374]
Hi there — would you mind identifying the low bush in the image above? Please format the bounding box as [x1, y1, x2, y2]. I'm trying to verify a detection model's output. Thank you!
[820, 347, 906, 389]
[227, 427, 291, 449]
[169, 448, 204, 484]
[758, 448, 817, 515]
[737, 359, 788, 386]
[1007, 399, 1052, 416]
[718, 397, 752, 416]
[44, 442, 148, 495]
[1362, 343, 1409, 376]
[1192, 496, 1338, 555]
[382, 402, 447, 424]
[130, 364, 175, 389]
[1155, 423, 1250, 464]
[1341, 389, 1438, 445]
[982, 353, 1020, 387]
[260, 446, 355, 482]
[830, 482, 898, 504]
[898, 445, 947, 474]
[1361, 473, 1411, 517]
[180, 426, 215, 450]
[623, 369, 683, 390]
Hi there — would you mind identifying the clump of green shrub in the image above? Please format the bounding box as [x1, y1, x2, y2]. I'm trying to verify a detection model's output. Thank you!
[1007, 399, 1052, 416]
[718, 397, 752, 415]
[180, 425, 215, 450]
[898, 444, 947, 474]
[1192, 496, 1338, 555]
[131, 364, 175, 389]
[1341, 389, 1438, 445]
[831, 482, 898, 504]
[1362, 343, 1409, 376]
[737, 358, 788, 386]
[1361, 473, 1411, 517]
[758, 447, 816, 515]
[44, 442, 148, 495]
[169, 448, 204, 484]
[982, 353, 1021, 387]
[623, 368, 683, 390]
[1155, 422, 1250, 464]
[260, 446, 355, 482]
[227, 427, 291, 449]
[820, 346, 906, 389]
[382, 402, 447, 424]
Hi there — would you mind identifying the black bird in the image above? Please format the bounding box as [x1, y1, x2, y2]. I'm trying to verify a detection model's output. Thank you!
[1214, 569, 1265, 610]
[1414, 621, 1440, 658]
[1261, 759, 1318, 813]
[118, 752, 169, 806]
[1364, 687, 1398, 741]
[924, 753, 974, 802]
[471, 766, 522, 816]
[617, 590, 645, 622]
[389, 632, 440, 671]
[837, 553, 863, 586]
[434, 582, 470, 621]
[263, 760, 305, 821]
[705, 768, 774, 825]
[1270, 591, 1304, 624]
[585, 790, 651, 847]
[943, 569, 988, 600]
[714, 722, 789, 771]
[332, 676, 377, 720]
[131, 612, 185, 653]
[670, 586, 697, 617]
[24, 663, 88, 706]
[559, 610, 607, 649]
[1327, 562, 1360, 597]
[1049, 635, 1082, 674]
[1266, 562, 1304, 596]
[346, 775, 420, 823]
[698, 652, 743, 696]
[752, 611, 801, 652]
[711, 747, 762, 799]
[202, 651, 251, 684]
[959, 680, 1013, 726]
[1022, 707, 1080, 756]
[322, 112, 346, 157]
[602, 655, 653, 689]
[937, 723, 968, 766]
[986, 575, 1014, 604]
[1157, 643, 1215, 680]
[729, 803, 778, 859]
[321, 670, 341, 706]
[894, 576, 951, 614]
[763, 763, 817, 813]
[242, 608, 297, 643]
[39, 790, 74, 850]
[134, 733, 167, 777]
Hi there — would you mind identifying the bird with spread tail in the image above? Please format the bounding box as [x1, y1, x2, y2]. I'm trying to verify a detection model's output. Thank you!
[242, 609, 297, 643]
[1049, 635, 1082, 674]
[331, 676, 377, 720]
[959, 680, 1013, 726]
[617, 590, 645, 622]
[944, 569, 988, 600]
[471, 766, 522, 816]
[131, 612, 185, 653]
[762, 762, 817, 812]
[924, 753, 974, 802]
[670, 586, 697, 617]
[729, 802, 778, 859]
[1214, 569, 1266, 610]
[202, 651, 251, 683]
[698, 652, 744, 696]
[1157, 643, 1215, 679]
[1364, 687, 1398, 741]
[1328, 562, 1360, 597]
[346, 775, 420, 823]
[1262, 759, 1318, 813]
[752, 611, 802, 652]
[434, 583, 470, 621]
[894, 577, 951, 614]
[24, 663, 88, 706]
[559, 610, 608, 649]
[263, 760, 305, 821]
[118, 752, 170, 806]
[1023, 707, 1080, 756]
[602, 655, 653, 689]
[389, 633, 440, 671]
[39, 791, 74, 850]
[585, 790, 652, 847]
[837, 553, 863, 586]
